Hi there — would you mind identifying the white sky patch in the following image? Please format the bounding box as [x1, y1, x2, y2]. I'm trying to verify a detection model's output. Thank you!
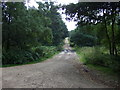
[55, 0, 78, 5]
[29, 0, 39, 8]
[52, 0, 78, 31]
[27, 0, 78, 31]
[58, 9, 77, 31]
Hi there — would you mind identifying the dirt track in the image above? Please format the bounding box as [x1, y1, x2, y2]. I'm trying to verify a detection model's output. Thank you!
[2, 38, 108, 88]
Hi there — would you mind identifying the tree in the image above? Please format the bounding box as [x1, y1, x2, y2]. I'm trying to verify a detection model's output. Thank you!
[2, 1, 68, 65]
[41, 2, 68, 45]
[63, 2, 120, 56]
[70, 24, 97, 46]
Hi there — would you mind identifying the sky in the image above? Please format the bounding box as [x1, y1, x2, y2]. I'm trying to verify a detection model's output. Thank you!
[26, 0, 78, 31]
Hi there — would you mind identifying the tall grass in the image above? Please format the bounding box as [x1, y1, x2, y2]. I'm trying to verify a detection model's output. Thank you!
[75, 46, 120, 72]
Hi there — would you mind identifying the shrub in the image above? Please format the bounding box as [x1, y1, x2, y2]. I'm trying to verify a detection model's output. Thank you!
[2, 48, 32, 65]
[56, 45, 63, 51]
[76, 47, 120, 72]
[2, 46, 58, 65]
[35, 47, 44, 57]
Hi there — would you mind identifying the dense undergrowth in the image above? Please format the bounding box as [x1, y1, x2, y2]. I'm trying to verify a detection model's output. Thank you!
[75, 46, 120, 74]
[2, 45, 62, 67]
[2, 2, 68, 67]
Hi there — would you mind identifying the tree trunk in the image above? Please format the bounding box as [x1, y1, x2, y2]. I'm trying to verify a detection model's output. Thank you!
[115, 45, 118, 56]
[6, 33, 10, 51]
[6, 22, 10, 51]
[103, 9, 112, 55]
[111, 5, 118, 56]
[111, 18, 115, 55]
[111, 18, 118, 56]
[104, 19, 112, 55]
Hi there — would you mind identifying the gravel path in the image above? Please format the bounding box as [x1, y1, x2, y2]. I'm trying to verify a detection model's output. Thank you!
[2, 38, 109, 88]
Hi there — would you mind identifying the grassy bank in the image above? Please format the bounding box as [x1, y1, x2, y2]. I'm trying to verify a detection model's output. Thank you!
[2, 46, 61, 67]
[75, 46, 120, 75]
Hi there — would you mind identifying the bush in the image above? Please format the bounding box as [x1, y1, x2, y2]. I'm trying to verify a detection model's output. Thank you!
[76, 47, 120, 72]
[56, 45, 63, 51]
[2, 48, 33, 65]
[43, 46, 57, 57]
[2, 46, 58, 65]
[34, 47, 44, 57]
[70, 31, 96, 47]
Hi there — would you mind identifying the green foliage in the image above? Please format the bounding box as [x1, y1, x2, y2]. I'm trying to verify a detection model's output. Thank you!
[2, 46, 58, 65]
[2, 2, 68, 66]
[87, 64, 118, 76]
[65, 2, 120, 76]
[3, 48, 33, 65]
[64, 2, 120, 56]
[70, 25, 97, 46]
[43, 2, 68, 45]
[56, 44, 63, 51]
[75, 47, 120, 72]
[70, 42, 75, 47]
